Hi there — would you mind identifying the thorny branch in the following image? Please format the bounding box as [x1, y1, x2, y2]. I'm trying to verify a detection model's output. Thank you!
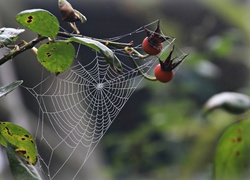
[0, 36, 47, 66]
[0, 32, 134, 66]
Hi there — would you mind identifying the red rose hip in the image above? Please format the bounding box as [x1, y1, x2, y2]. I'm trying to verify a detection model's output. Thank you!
[142, 37, 162, 55]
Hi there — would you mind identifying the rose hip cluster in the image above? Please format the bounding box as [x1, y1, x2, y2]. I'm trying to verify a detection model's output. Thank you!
[141, 21, 187, 83]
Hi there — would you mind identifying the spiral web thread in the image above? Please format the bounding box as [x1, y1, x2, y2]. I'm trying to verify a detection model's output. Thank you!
[23, 21, 186, 180]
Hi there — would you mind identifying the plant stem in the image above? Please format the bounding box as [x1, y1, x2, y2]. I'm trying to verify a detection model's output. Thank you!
[58, 31, 133, 48]
[124, 47, 149, 59]
[68, 22, 80, 34]
[0, 36, 47, 66]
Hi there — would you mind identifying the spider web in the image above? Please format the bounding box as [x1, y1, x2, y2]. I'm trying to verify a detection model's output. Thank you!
[22, 20, 186, 180]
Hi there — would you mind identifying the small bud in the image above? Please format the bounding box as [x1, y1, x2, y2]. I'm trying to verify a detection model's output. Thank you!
[58, 0, 87, 23]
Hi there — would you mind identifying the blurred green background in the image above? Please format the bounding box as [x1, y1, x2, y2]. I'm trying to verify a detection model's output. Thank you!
[1, 0, 250, 179]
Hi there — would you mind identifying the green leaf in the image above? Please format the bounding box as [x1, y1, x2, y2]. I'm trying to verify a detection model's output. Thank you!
[0, 122, 38, 165]
[0, 80, 23, 98]
[214, 118, 250, 180]
[0, 27, 25, 46]
[6, 142, 41, 180]
[37, 41, 75, 74]
[0, 132, 5, 147]
[68, 37, 122, 73]
[16, 9, 59, 38]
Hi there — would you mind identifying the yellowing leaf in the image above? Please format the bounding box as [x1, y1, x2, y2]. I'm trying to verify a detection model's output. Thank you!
[7, 142, 42, 180]
[0, 122, 37, 165]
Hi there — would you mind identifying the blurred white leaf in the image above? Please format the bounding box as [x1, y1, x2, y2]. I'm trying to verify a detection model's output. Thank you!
[0, 27, 25, 47]
[0, 80, 23, 98]
[0, 27, 25, 37]
[203, 92, 250, 115]
[195, 60, 220, 78]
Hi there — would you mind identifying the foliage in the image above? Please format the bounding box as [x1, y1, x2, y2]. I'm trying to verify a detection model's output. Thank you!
[214, 118, 250, 180]
[68, 37, 123, 73]
[37, 41, 75, 74]
[0, 4, 131, 179]
[1, 0, 250, 180]
[0, 122, 37, 165]
[0, 81, 39, 179]
[16, 9, 59, 39]
[6, 142, 41, 180]
[0, 1, 184, 179]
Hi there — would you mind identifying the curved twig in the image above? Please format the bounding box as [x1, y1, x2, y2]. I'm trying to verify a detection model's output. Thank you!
[124, 47, 157, 81]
